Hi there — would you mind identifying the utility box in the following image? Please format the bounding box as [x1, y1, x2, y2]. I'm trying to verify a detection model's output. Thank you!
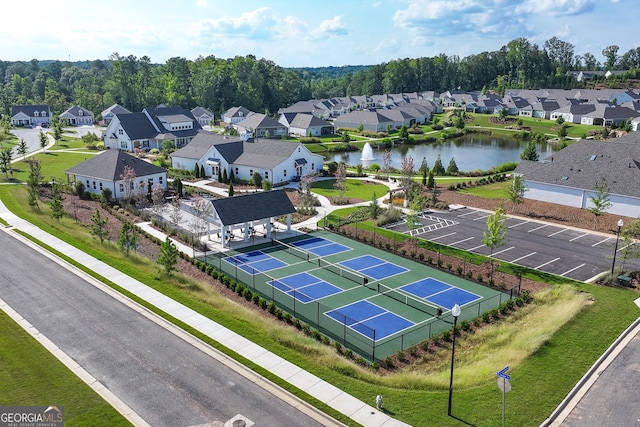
[617, 275, 632, 287]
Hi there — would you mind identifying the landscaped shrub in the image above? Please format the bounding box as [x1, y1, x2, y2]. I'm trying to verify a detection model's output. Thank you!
[334, 341, 342, 353]
[242, 288, 252, 300]
[457, 265, 463, 275]
[384, 357, 394, 369]
[344, 348, 353, 359]
[268, 300, 276, 314]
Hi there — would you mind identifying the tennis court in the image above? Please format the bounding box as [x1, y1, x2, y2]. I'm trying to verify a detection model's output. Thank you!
[207, 230, 513, 361]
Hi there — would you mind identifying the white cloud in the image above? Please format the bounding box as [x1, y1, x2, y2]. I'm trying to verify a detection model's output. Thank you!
[317, 16, 348, 37]
[517, 0, 595, 16]
[195, 0, 207, 8]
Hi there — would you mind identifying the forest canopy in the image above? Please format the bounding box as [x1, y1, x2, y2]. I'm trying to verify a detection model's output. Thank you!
[1, 37, 639, 120]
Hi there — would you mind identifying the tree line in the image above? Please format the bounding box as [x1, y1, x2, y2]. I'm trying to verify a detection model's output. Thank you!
[0, 37, 638, 120]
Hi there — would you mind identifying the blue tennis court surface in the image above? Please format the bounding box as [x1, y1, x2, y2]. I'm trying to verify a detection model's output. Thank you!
[326, 300, 415, 340]
[269, 272, 342, 303]
[223, 250, 287, 274]
[401, 277, 481, 310]
[291, 237, 351, 257]
[339, 255, 409, 280]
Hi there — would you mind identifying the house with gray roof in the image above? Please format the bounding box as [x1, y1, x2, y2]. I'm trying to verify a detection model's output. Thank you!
[103, 106, 203, 151]
[221, 106, 253, 125]
[513, 133, 640, 217]
[100, 103, 130, 125]
[233, 113, 288, 140]
[333, 110, 395, 133]
[65, 150, 168, 200]
[60, 105, 94, 126]
[581, 105, 640, 127]
[550, 104, 597, 124]
[208, 190, 296, 248]
[191, 106, 216, 127]
[11, 104, 51, 127]
[279, 113, 334, 137]
[170, 132, 323, 186]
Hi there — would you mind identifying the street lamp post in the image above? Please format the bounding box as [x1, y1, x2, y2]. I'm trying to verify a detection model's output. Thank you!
[448, 303, 461, 417]
[611, 219, 624, 275]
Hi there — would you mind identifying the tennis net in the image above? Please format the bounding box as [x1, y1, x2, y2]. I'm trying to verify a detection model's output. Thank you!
[271, 238, 311, 262]
[317, 258, 368, 286]
[376, 283, 441, 317]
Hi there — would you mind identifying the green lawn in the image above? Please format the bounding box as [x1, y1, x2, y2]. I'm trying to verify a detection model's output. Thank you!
[0, 310, 130, 426]
[311, 178, 388, 201]
[464, 113, 600, 139]
[458, 180, 511, 198]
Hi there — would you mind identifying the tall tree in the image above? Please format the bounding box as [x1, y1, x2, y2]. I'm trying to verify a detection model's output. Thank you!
[520, 140, 539, 161]
[27, 159, 43, 211]
[544, 37, 575, 75]
[602, 45, 620, 70]
[49, 181, 64, 222]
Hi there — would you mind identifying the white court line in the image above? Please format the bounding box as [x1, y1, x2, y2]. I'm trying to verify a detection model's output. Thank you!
[456, 211, 476, 217]
[561, 263, 586, 276]
[450, 236, 475, 246]
[473, 214, 490, 221]
[548, 229, 567, 237]
[535, 257, 561, 269]
[593, 237, 612, 247]
[512, 252, 537, 263]
[509, 221, 530, 228]
[429, 232, 457, 241]
[468, 244, 485, 251]
[492, 246, 515, 256]
[569, 233, 589, 242]
[529, 224, 548, 232]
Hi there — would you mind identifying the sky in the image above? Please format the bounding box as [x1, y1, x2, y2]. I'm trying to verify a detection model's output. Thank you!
[1, 0, 635, 68]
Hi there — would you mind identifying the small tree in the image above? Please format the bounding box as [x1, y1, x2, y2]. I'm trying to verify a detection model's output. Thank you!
[382, 150, 392, 175]
[482, 204, 507, 279]
[432, 154, 445, 176]
[27, 160, 43, 211]
[427, 170, 435, 190]
[252, 172, 263, 189]
[120, 165, 136, 202]
[369, 191, 381, 219]
[169, 198, 183, 227]
[506, 175, 527, 211]
[150, 183, 166, 218]
[262, 179, 272, 191]
[189, 197, 212, 256]
[398, 125, 409, 142]
[446, 157, 459, 176]
[334, 163, 347, 203]
[194, 162, 200, 178]
[228, 181, 235, 196]
[38, 131, 48, 153]
[90, 209, 109, 243]
[587, 177, 612, 227]
[101, 187, 113, 207]
[200, 164, 205, 178]
[17, 138, 28, 161]
[157, 237, 179, 275]
[341, 131, 351, 143]
[0, 147, 12, 179]
[118, 222, 138, 256]
[49, 181, 64, 222]
[520, 140, 539, 161]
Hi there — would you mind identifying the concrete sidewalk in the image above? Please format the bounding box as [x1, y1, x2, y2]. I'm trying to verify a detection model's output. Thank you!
[0, 199, 411, 427]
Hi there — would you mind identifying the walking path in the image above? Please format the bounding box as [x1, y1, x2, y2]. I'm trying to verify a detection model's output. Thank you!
[0, 189, 410, 427]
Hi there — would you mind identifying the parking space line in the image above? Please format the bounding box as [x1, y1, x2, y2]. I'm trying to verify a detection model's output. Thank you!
[493, 246, 515, 256]
[508, 221, 530, 228]
[429, 232, 456, 241]
[569, 232, 589, 242]
[535, 257, 561, 269]
[468, 244, 485, 251]
[529, 224, 548, 232]
[456, 210, 476, 217]
[473, 214, 490, 221]
[561, 263, 586, 276]
[593, 237, 612, 247]
[512, 252, 536, 263]
[548, 229, 567, 237]
[450, 236, 475, 246]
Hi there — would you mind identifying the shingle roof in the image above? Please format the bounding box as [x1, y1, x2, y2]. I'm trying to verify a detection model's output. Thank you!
[11, 104, 50, 117]
[236, 113, 284, 130]
[61, 105, 94, 117]
[191, 106, 214, 118]
[211, 190, 295, 226]
[101, 104, 130, 117]
[171, 133, 243, 160]
[514, 134, 640, 198]
[115, 112, 159, 140]
[65, 150, 167, 181]
[233, 140, 299, 168]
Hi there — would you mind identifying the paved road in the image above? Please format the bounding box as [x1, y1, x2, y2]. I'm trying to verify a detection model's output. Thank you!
[402, 207, 640, 282]
[0, 230, 328, 427]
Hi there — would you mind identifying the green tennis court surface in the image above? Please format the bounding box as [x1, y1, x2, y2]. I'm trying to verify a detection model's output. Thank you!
[206, 230, 513, 361]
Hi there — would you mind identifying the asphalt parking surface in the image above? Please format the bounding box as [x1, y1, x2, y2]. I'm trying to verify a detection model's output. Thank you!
[397, 208, 640, 282]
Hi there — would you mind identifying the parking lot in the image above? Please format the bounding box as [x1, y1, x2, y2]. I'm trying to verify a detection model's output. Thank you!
[397, 208, 640, 282]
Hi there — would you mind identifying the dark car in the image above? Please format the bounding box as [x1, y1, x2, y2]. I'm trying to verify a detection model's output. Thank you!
[40, 122, 49, 128]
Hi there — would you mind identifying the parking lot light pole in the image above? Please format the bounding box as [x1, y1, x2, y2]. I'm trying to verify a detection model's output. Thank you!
[611, 219, 624, 275]
[448, 303, 461, 417]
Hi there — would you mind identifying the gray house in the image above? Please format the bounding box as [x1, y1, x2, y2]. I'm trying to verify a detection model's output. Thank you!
[11, 105, 51, 127]
[514, 133, 640, 217]
[60, 105, 95, 126]
[100, 104, 131, 125]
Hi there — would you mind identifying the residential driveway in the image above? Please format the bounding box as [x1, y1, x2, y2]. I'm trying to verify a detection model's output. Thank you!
[402, 207, 640, 282]
[10, 127, 47, 154]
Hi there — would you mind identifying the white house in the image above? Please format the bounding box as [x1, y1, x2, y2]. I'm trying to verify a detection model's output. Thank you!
[103, 106, 203, 151]
[60, 105, 95, 126]
[11, 105, 51, 127]
[65, 150, 168, 200]
[279, 112, 334, 137]
[170, 132, 324, 185]
[100, 103, 130, 126]
[514, 134, 640, 217]
[221, 106, 253, 125]
[191, 106, 216, 127]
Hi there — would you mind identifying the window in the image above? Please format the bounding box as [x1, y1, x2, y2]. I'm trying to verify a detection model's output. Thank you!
[41, 111, 47, 117]
[93, 181, 96, 190]
[99, 183, 103, 190]
[235, 167, 239, 175]
[311, 163, 314, 170]
[265, 171, 269, 179]
[159, 176, 163, 185]
[119, 183, 124, 192]
[249, 169, 253, 176]
[34, 111, 39, 117]
[284, 169, 287, 177]
[118, 129, 124, 135]
[78, 110, 83, 116]
[120, 141, 128, 149]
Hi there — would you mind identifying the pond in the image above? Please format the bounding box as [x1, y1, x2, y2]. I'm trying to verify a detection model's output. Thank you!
[325, 133, 557, 173]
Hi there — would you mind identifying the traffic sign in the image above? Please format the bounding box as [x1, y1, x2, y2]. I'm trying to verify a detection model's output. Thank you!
[497, 377, 511, 393]
[496, 365, 511, 380]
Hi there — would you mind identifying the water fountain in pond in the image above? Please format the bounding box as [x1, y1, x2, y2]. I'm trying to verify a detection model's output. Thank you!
[360, 142, 375, 161]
